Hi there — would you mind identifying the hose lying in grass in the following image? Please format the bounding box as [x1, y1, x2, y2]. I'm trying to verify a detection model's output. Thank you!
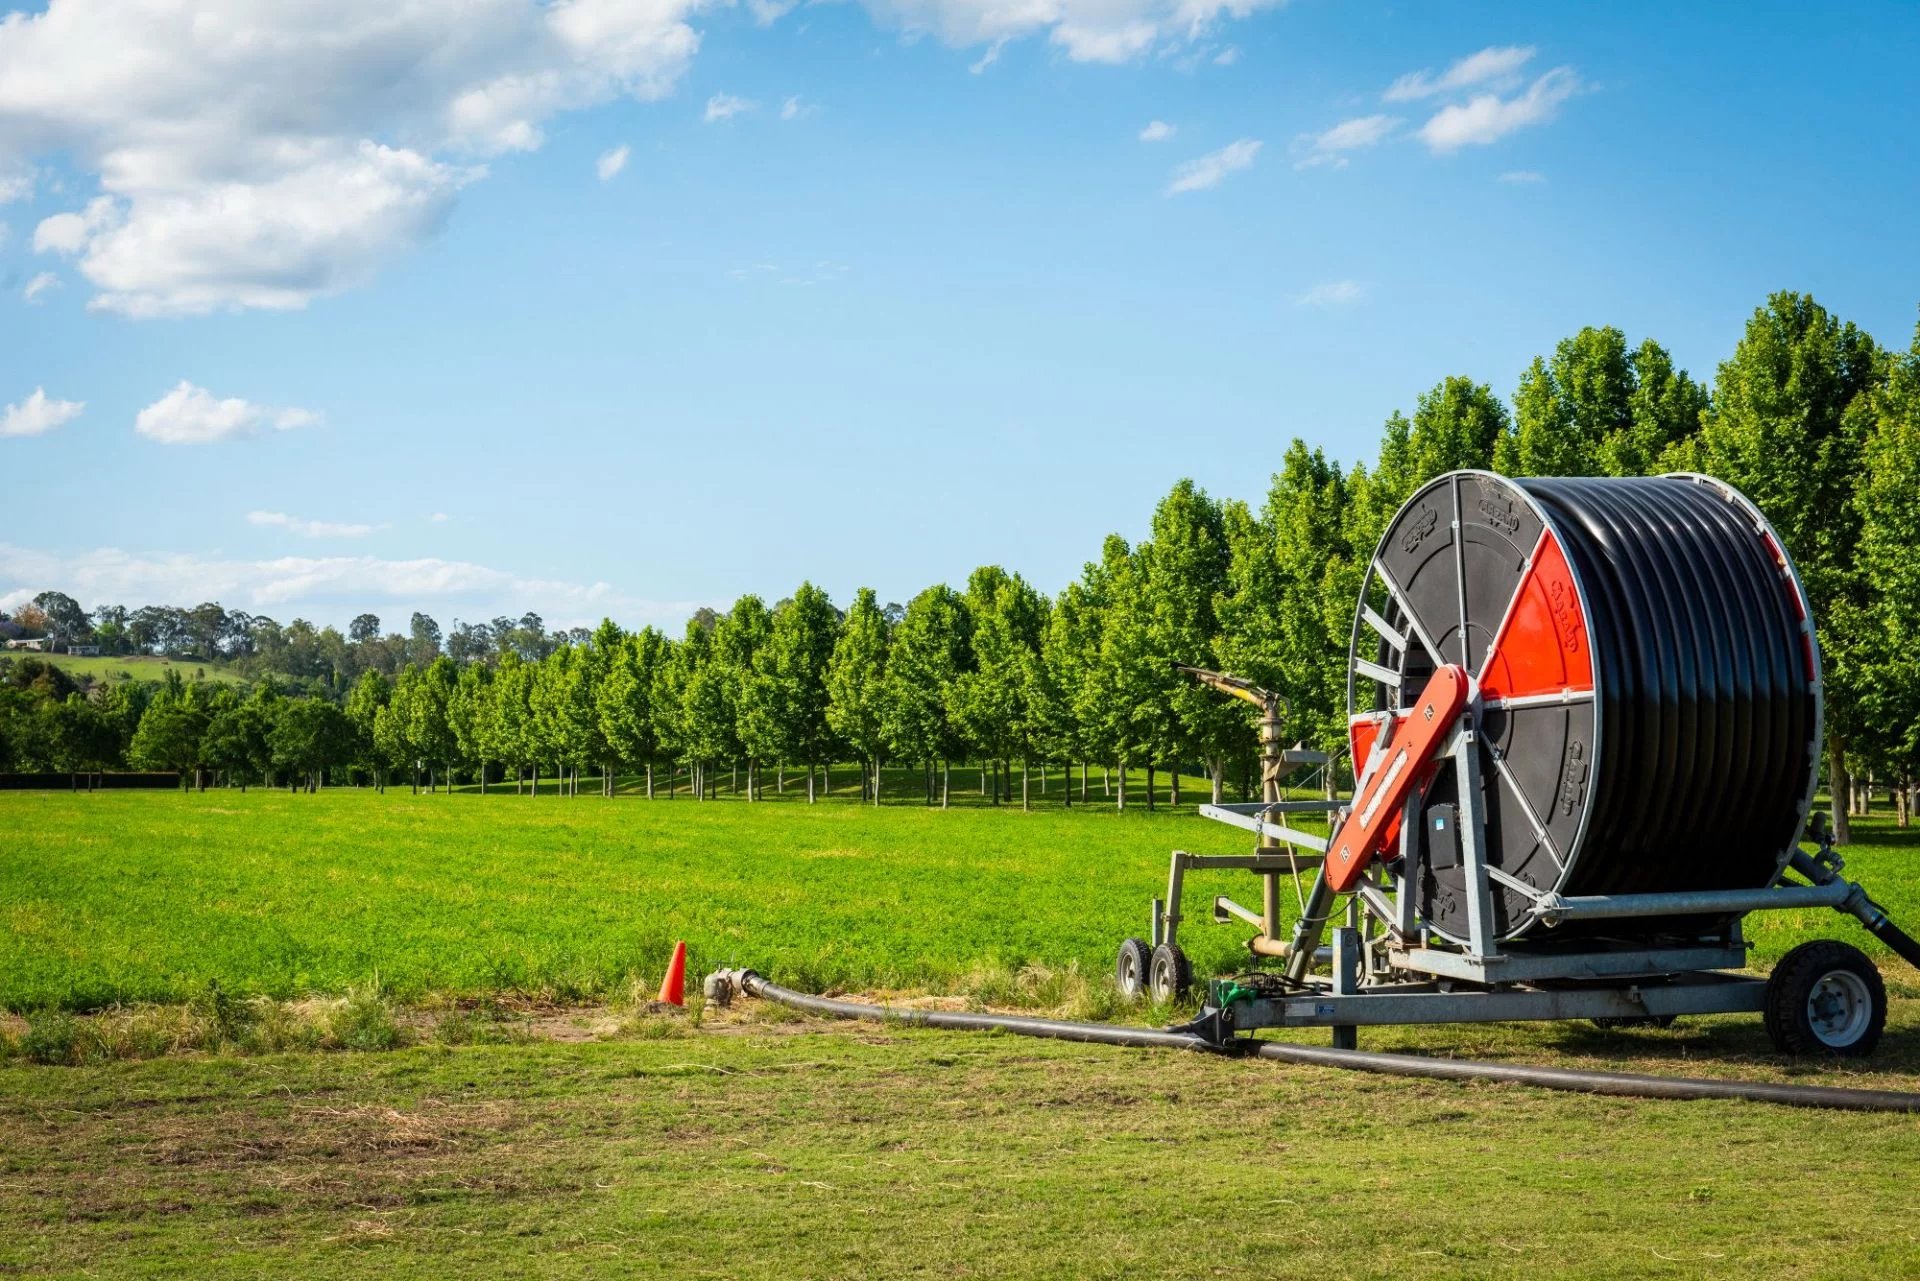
[704, 969, 1920, 1115]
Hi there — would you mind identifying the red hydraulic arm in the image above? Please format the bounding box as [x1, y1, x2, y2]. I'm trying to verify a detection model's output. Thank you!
[1325, 665, 1470, 892]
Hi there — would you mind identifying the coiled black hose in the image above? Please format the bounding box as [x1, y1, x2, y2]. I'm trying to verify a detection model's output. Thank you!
[722, 971, 1920, 1114]
[1519, 477, 1817, 900]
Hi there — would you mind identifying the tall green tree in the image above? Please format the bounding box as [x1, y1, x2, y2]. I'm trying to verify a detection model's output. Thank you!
[449, 663, 495, 793]
[1495, 327, 1707, 477]
[269, 697, 355, 793]
[600, 627, 670, 797]
[1697, 292, 1883, 842]
[952, 566, 1045, 807]
[717, 596, 775, 799]
[882, 584, 972, 804]
[1857, 319, 1920, 823]
[344, 670, 392, 789]
[762, 583, 840, 801]
[825, 587, 891, 804]
[1143, 479, 1241, 804]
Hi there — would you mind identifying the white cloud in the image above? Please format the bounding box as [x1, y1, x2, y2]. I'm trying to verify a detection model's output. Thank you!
[1212, 45, 1238, 65]
[704, 92, 755, 122]
[1, 388, 85, 438]
[1293, 114, 1399, 169]
[0, 166, 33, 203]
[1418, 67, 1580, 152]
[1498, 169, 1546, 184]
[2, 0, 704, 317]
[748, 0, 796, 24]
[22, 272, 59, 303]
[862, 0, 1280, 66]
[1166, 137, 1260, 194]
[1139, 120, 1177, 142]
[596, 144, 631, 181]
[0, 541, 707, 631]
[1385, 45, 1535, 102]
[1295, 279, 1364, 307]
[248, 511, 381, 539]
[135, 382, 322, 445]
[780, 95, 809, 121]
[430, 512, 450, 523]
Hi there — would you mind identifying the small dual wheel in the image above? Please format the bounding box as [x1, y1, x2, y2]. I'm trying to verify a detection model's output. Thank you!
[1115, 938, 1191, 1003]
[1765, 939, 1887, 1058]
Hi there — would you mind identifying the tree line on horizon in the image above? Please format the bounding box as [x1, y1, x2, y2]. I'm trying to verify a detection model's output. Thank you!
[3, 292, 1918, 836]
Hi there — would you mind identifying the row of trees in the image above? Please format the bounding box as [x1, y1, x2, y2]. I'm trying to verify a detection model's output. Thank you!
[4, 292, 1918, 833]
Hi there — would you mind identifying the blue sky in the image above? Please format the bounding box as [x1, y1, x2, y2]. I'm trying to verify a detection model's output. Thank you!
[3, 0, 1918, 632]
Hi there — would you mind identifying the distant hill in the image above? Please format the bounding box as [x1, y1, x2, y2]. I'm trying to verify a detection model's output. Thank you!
[16, 653, 248, 687]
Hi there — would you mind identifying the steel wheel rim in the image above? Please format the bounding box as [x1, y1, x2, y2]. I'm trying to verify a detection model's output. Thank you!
[1807, 970, 1872, 1047]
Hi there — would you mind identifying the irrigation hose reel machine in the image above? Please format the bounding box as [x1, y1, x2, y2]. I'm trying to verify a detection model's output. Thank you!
[1122, 470, 1920, 1058]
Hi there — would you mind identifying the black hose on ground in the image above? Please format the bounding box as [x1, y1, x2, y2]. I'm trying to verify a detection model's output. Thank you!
[718, 970, 1920, 1114]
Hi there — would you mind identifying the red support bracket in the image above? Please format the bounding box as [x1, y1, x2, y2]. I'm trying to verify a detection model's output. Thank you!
[1325, 666, 1471, 893]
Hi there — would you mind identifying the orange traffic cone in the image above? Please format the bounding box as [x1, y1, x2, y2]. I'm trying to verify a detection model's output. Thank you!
[657, 940, 687, 1007]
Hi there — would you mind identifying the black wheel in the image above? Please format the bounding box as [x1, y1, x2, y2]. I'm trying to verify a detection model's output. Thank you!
[1590, 1015, 1679, 1030]
[1149, 943, 1192, 1004]
[1115, 938, 1152, 1001]
[1764, 940, 1886, 1057]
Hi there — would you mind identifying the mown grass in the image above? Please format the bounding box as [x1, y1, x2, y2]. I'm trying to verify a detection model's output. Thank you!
[6, 789, 1920, 1278]
[4, 788, 1919, 1013]
[4, 1021, 1920, 1280]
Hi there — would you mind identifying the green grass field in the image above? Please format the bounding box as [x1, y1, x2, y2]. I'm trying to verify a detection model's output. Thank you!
[3, 786, 1917, 1013]
[6, 789, 1920, 1278]
[16, 651, 246, 686]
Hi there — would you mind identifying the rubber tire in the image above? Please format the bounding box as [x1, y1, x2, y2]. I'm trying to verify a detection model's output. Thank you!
[1764, 939, 1886, 1058]
[1149, 942, 1192, 1004]
[1590, 1015, 1679, 1030]
[1115, 938, 1153, 1002]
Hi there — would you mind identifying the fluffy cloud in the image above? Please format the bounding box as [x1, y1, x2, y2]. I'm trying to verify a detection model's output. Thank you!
[2, 0, 705, 316]
[1385, 45, 1535, 102]
[1293, 114, 1399, 169]
[1295, 279, 1364, 307]
[1, 388, 85, 438]
[135, 382, 322, 445]
[247, 511, 380, 539]
[596, 145, 631, 181]
[0, 541, 707, 631]
[704, 92, 755, 122]
[1166, 138, 1260, 194]
[1418, 67, 1580, 152]
[1139, 120, 1176, 142]
[22, 272, 58, 303]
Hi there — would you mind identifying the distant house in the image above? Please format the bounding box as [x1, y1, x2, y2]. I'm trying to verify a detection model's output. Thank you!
[4, 638, 49, 652]
[67, 644, 102, 657]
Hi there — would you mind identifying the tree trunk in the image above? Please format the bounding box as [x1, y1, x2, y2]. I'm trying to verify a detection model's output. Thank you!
[873, 756, 882, 806]
[646, 763, 655, 799]
[1022, 760, 1029, 811]
[1146, 762, 1156, 812]
[1829, 744, 1852, 845]
[1080, 761, 1087, 803]
[1063, 761, 1071, 808]
[942, 759, 950, 809]
[1103, 765, 1110, 798]
[806, 761, 815, 804]
[1210, 759, 1224, 805]
[1115, 761, 1126, 811]
[1170, 767, 1180, 807]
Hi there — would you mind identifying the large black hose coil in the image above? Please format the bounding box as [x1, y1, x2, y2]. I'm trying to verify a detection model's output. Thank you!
[1349, 472, 1821, 943]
